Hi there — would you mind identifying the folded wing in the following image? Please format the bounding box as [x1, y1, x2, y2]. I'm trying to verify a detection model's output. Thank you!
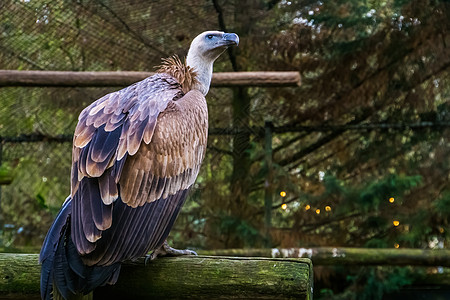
[70, 74, 208, 266]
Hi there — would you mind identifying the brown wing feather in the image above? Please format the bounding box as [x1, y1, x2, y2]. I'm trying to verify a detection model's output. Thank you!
[70, 74, 183, 257]
[119, 89, 208, 208]
[71, 74, 181, 199]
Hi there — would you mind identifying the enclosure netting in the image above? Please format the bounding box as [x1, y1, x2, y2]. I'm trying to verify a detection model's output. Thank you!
[1, 0, 449, 252]
[0, 0, 240, 248]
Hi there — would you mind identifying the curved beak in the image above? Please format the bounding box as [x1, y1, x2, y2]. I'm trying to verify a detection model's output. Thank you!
[221, 33, 239, 47]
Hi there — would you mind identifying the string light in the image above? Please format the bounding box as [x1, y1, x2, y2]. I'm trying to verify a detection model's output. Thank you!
[394, 243, 400, 249]
[325, 206, 331, 212]
[315, 209, 321, 214]
[305, 205, 311, 210]
[280, 191, 287, 197]
[281, 203, 287, 210]
[389, 197, 395, 203]
[393, 220, 400, 227]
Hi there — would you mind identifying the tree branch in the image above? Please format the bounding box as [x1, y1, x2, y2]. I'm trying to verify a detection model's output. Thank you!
[211, 0, 238, 71]
[207, 145, 233, 156]
[93, 0, 168, 57]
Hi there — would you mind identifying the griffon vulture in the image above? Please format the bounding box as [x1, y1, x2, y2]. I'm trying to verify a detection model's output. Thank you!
[40, 31, 239, 300]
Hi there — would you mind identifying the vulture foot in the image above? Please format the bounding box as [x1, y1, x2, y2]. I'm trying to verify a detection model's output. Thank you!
[146, 240, 197, 264]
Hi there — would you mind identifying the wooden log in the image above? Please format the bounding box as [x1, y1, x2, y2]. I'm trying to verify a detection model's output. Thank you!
[0, 254, 312, 299]
[0, 254, 40, 300]
[97, 256, 312, 299]
[198, 247, 450, 267]
[0, 70, 301, 87]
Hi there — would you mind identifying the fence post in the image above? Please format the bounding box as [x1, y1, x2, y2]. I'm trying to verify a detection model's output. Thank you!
[264, 121, 273, 246]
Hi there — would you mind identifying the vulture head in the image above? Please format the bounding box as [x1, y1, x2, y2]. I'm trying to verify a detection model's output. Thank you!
[186, 31, 239, 95]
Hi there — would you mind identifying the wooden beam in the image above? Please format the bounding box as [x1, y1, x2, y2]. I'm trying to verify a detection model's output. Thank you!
[0, 70, 301, 87]
[198, 247, 450, 267]
[0, 253, 312, 299]
[0, 254, 40, 300]
[213, 71, 301, 87]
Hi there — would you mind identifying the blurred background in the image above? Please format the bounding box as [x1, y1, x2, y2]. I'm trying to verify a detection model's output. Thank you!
[0, 0, 449, 299]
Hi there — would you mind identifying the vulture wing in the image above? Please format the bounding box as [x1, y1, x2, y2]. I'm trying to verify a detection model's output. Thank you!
[70, 73, 207, 266]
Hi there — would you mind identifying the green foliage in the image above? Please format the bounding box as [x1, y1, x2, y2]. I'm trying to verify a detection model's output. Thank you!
[434, 192, 450, 216]
[0, 164, 13, 184]
[353, 174, 421, 212]
[316, 266, 416, 300]
[216, 214, 265, 248]
[274, 173, 425, 248]
[364, 238, 389, 248]
[344, 267, 414, 300]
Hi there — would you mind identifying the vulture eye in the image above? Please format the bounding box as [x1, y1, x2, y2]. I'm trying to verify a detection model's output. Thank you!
[206, 34, 214, 40]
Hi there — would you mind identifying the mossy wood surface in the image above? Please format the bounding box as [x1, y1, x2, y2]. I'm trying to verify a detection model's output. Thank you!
[0, 254, 312, 299]
[95, 256, 312, 299]
[0, 254, 40, 299]
[199, 247, 450, 267]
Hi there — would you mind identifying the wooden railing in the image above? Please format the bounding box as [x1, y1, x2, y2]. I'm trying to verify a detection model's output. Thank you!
[0, 253, 313, 299]
[0, 70, 301, 87]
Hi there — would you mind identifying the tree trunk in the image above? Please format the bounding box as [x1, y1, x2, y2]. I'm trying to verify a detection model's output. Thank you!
[230, 86, 251, 205]
[226, 0, 264, 248]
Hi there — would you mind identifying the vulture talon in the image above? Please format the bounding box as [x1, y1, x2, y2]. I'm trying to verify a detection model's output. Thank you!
[144, 254, 154, 266]
[150, 240, 197, 259]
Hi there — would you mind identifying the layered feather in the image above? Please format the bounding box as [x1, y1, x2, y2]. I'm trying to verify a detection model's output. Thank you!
[156, 55, 198, 94]
[120, 90, 207, 207]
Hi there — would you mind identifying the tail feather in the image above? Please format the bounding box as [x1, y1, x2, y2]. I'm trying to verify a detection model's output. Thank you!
[40, 197, 72, 300]
[65, 236, 120, 293]
[53, 233, 78, 298]
[40, 197, 121, 300]
[40, 197, 72, 263]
